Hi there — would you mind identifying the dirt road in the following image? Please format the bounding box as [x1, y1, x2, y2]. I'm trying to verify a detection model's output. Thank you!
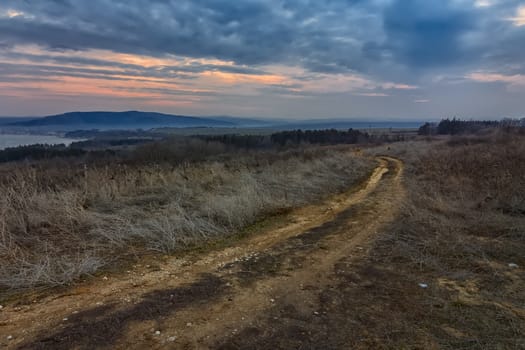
[1, 156, 404, 349]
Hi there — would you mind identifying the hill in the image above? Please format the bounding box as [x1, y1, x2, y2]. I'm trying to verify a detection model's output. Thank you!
[0, 117, 36, 125]
[7, 111, 236, 131]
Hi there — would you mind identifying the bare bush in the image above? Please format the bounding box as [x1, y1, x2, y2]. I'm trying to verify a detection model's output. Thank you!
[0, 254, 104, 290]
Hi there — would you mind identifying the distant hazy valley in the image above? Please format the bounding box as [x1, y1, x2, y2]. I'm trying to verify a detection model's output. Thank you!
[0, 110, 422, 136]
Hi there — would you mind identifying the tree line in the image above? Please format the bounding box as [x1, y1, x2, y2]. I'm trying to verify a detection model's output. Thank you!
[197, 128, 405, 148]
[0, 128, 406, 164]
[419, 118, 525, 135]
[0, 144, 114, 163]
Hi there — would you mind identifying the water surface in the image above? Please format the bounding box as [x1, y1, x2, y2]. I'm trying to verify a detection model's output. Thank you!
[0, 134, 79, 150]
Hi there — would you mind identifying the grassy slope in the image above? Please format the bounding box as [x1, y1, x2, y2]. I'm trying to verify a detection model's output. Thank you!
[344, 133, 525, 349]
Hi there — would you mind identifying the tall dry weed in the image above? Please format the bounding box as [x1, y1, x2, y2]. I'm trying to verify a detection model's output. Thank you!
[0, 146, 373, 292]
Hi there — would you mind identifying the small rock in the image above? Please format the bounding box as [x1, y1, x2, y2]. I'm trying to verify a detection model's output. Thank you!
[418, 283, 428, 289]
[509, 263, 519, 269]
[167, 336, 177, 342]
[63, 318, 68, 321]
[0, 305, 3, 310]
[313, 311, 319, 315]
[186, 322, 192, 327]
[7, 335, 13, 340]
[270, 298, 275, 303]
[102, 276, 108, 281]
[154, 330, 161, 335]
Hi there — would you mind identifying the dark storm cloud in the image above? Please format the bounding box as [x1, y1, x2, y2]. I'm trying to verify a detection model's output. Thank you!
[382, 0, 476, 67]
[0, 0, 291, 64]
[0, 0, 378, 73]
[0, 0, 525, 98]
[1, 0, 524, 75]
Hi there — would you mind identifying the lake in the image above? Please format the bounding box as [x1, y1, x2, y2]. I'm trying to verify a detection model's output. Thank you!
[0, 134, 80, 150]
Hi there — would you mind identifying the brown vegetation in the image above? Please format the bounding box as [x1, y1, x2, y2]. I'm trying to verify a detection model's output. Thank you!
[0, 145, 373, 293]
[348, 129, 525, 348]
[2, 127, 524, 349]
[211, 130, 525, 349]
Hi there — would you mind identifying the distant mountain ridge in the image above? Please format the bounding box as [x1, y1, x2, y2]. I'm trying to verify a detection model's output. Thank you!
[0, 117, 35, 125]
[2, 111, 424, 133]
[8, 111, 235, 130]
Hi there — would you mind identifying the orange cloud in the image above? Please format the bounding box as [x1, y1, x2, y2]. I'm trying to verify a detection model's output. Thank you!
[467, 72, 525, 86]
[508, 6, 525, 26]
[201, 71, 286, 85]
[1, 45, 421, 109]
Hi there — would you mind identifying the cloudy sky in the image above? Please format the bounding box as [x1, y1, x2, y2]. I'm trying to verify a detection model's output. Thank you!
[0, 0, 524, 119]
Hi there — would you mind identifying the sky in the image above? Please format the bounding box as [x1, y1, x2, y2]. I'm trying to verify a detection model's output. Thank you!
[0, 0, 524, 120]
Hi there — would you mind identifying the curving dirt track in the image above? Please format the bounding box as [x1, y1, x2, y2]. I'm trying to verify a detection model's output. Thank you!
[0, 156, 404, 350]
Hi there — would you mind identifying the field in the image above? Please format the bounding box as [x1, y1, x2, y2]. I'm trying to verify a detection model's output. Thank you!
[0, 142, 374, 293]
[0, 128, 524, 349]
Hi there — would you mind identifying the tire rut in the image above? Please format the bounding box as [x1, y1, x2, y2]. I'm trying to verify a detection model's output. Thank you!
[4, 156, 404, 350]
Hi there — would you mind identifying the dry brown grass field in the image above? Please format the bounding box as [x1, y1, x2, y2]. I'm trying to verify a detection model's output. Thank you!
[0, 145, 374, 294]
[1, 129, 524, 349]
[347, 130, 525, 348]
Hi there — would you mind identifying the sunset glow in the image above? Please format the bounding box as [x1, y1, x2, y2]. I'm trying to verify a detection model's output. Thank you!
[0, 0, 523, 119]
[509, 6, 525, 26]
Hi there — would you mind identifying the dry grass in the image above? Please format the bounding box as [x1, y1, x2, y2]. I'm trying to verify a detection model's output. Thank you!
[0, 146, 374, 293]
[346, 130, 525, 349]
